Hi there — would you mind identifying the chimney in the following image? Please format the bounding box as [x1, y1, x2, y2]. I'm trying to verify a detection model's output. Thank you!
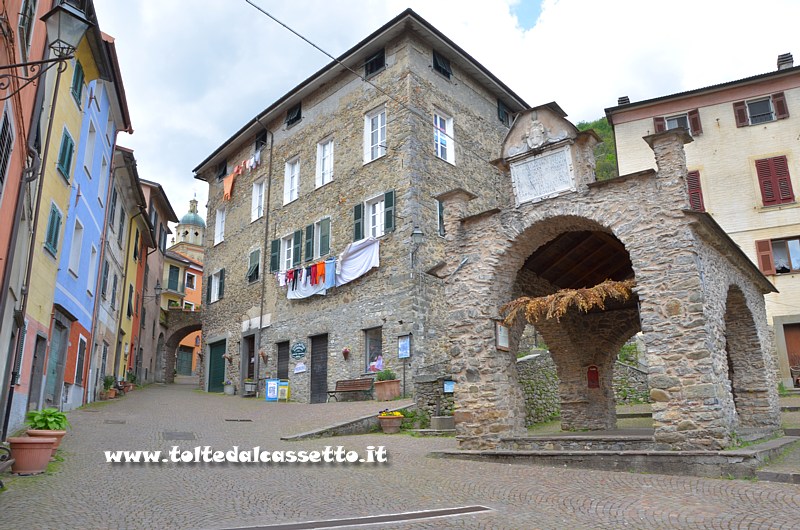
[777, 53, 793, 70]
[618, 96, 630, 105]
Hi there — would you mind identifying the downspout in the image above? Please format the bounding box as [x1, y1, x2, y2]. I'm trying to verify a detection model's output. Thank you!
[254, 117, 273, 391]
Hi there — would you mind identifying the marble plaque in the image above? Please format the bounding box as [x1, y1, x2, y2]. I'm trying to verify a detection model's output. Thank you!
[510, 146, 575, 206]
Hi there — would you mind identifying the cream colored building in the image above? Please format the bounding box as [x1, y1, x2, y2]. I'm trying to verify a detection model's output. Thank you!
[606, 53, 800, 387]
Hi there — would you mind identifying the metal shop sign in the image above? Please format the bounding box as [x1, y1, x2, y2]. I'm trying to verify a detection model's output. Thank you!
[290, 341, 307, 360]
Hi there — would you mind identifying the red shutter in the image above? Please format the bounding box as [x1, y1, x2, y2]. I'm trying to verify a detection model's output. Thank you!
[688, 109, 702, 135]
[653, 117, 666, 133]
[686, 170, 705, 211]
[756, 158, 777, 205]
[755, 239, 776, 275]
[773, 92, 789, 119]
[773, 155, 795, 202]
[733, 101, 748, 127]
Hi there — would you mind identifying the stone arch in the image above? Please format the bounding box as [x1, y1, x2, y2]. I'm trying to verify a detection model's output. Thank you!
[164, 322, 201, 385]
[723, 285, 773, 430]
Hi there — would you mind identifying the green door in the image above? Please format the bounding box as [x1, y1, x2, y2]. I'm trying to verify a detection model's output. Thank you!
[177, 347, 193, 375]
[208, 340, 226, 393]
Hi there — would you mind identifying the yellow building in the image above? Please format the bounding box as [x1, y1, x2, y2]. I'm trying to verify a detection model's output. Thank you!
[606, 54, 800, 387]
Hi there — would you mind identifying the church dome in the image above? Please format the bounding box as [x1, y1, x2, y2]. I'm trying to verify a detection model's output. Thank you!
[180, 211, 206, 228]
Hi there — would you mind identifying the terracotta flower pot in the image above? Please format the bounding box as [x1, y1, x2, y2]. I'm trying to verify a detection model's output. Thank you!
[377, 415, 403, 434]
[27, 429, 67, 456]
[374, 379, 401, 401]
[8, 436, 56, 475]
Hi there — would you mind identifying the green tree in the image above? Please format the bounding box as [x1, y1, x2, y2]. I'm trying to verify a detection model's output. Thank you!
[576, 117, 618, 181]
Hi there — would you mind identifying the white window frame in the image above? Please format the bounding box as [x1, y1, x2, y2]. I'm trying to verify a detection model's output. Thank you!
[314, 217, 331, 258]
[665, 114, 689, 132]
[364, 106, 386, 163]
[68, 218, 84, 276]
[185, 272, 196, 290]
[97, 156, 108, 206]
[86, 244, 98, 295]
[251, 180, 265, 221]
[247, 248, 261, 283]
[433, 111, 454, 164]
[184, 301, 194, 311]
[281, 234, 294, 271]
[366, 195, 385, 238]
[84, 120, 96, 178]
[0, 105, 15, 197]
[284, 157, 299, 204]
[75, 334, 87, 386]
[210, 270, 222, 303]
[316, 138, 334, 188]
[746, 97, 775, 125]
[214, 207, 225, 245]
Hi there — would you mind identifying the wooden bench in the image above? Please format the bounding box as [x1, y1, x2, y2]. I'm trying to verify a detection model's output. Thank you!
[0, 445, 14, 488]
[327, 378, 374, 402]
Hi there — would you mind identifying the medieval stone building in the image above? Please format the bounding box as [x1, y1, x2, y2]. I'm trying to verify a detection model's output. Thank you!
[194, 9, 527, 401]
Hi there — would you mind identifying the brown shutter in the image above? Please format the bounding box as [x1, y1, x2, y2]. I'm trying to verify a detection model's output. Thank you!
[733, 101, 748, 127]
[773, 92, 789, 119]
[688, 109, 702, 135]
[756, 158, 777, 205]
[653, 117, 666, 133]
[757, 156, 795, 206]
[773, 155, 795, 202]
[755, 239, 776, 275]
[686, 170, 705, 211]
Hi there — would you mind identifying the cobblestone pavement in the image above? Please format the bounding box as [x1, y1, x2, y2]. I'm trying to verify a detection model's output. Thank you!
[3, 380, 800, 530]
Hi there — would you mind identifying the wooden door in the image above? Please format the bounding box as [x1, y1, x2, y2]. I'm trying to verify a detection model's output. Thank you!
[785, 323, 800, 367]
[208, 340, 226, 392]
[277, 341, 289, 380]
[310, 334, 328, 404]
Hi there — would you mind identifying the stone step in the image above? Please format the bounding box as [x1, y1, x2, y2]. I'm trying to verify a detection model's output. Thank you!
[411, 429, 456, 437]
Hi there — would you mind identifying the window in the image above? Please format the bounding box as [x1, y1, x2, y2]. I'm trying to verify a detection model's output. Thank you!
[18, 0, 37, 61]
[432, 50, 452, 79]
[87, 245, 98, 294]
[734, 92, 789, 127]
[433, 111, 454, 164]
[207, 269, 225, 303]
[305, 217, 331, 261]
[285, 103, 302, 126]
[101, 259, 109, 297]
[215, 159, 228, 180]
[686, 170, 705, 212]
[284, 231, 301, 270]
[316, 138, 334, 188]
[68, 219, 84, 274]
[44, 203, 63, 255]
[497, 99, 512, 127]
[98, 157, 108, 205]
[117, 207, 125, 246]
[168, 265, 180, 291]
[184, 301, 194, 311]
[255, 130, 268, 151]
[756, 238, 800, 275]
[653, 109, 702, 136]
[75, 336, 87, 386]
[127, 284, 134, 318]
[251, 181, 265, 221]
[70, 60, 84, 105]
[354, 191, 395, 241]
[0, 108, 14, 194]
[365, 327, 383, 372]
[284, 157, 299, 204]
[111, 273, 118, 307]
[756, 155, 794, 206]
[132, 228, 140, 261]
[159, 224, 167, 253]
[436, 199, 445, 236]
[365, 49, 385, 77]
[56, 129, 75, 180]
[364, 106, 386, 163]
[185, 272, 196, 290]
[84, 121, 96, 177]
[247, 249, 260, 283]
[109, 187, 118, 226]
[214, 207, 226, 245]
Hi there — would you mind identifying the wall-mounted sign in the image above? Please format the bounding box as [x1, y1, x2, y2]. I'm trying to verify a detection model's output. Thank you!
[495, 321, 510, 351]
[398, 335, 411, 359]
[290, 341, 307, 360]
[510, 145, 575, 206]
[293, 362, 307, 374]
[443, 380, 455, 393]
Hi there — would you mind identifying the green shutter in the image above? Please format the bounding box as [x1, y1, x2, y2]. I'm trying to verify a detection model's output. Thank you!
[71, 61, 84, 102]
[292, 230, 302, 267]
[437, 199, 445, 236]
[168, 265, 179, 290]
[101, 260, 109, 295]
[218, 269, 225, 298]
[206, 276, 212, 304]
[319, 218, 330, 256]
[384, 190, 395, 232]
[305, 224, 314, 262]
[270, 239, 280, 272]
[45, 205, 62, 253]
[353, 203, 363, 241]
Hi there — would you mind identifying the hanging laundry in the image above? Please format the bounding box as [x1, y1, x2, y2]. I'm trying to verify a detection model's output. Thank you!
[276, 271, 286, 287]
[336, 238, 380, 287]
[254, 150, 261, 166]
[324, 257, 336, 288]
[317, 261, 325, 286]
[223, 173, 236, 201]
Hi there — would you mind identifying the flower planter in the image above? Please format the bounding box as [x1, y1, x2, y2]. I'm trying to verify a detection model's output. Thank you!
[377, 415, 403, 434]
[374, 379, 401, 401]
[244, 382, 257, 395]
[8, 436, 56, 475]
[107, 388, 117, 399]
[26, 429, 67, 456]
[224, 384, 235, 395]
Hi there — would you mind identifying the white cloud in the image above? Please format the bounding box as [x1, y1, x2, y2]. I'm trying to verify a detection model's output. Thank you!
[94, 0, 800, 224]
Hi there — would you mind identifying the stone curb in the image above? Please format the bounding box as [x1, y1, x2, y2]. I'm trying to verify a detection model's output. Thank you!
[280, 404, 411, 441]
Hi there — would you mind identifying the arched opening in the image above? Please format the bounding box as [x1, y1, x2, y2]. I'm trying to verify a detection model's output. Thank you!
[165, 323, 202, 386]
[723, 286, 770, 430]
[508, 226, 640, 431]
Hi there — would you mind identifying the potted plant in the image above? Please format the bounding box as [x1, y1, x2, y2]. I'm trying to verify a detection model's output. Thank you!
[7, 436, 56, 475]
[125, 371, 137, 392]
[104, 375, 118, 399]
[223, 379, 235, 395]
[374, 369, 401, 401]
[25, 407, 70, 456]
[377, 409, 403, 433]
[243, 378, 257, 395]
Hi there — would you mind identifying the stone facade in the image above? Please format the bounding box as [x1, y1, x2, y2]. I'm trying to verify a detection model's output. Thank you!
[195, 11, 526, 401]
[440, 106, 781, 451]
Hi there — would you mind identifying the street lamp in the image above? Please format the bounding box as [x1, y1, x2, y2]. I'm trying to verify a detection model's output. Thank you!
[0, 2, 92, 100]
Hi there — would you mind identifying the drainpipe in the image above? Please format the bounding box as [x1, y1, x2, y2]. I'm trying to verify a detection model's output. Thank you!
[254, 117, 273, 393]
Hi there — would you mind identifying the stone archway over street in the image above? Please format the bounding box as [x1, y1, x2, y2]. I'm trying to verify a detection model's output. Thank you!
[437, 105, 781, 451]
[161, 308, 202, 384]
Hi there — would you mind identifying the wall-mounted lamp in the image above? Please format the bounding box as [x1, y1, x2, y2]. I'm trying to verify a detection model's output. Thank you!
[0, 2, 92, 101]
[411, 226, 425, 245]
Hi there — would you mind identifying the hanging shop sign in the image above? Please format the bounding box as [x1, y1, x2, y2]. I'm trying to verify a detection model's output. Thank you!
[290, 341, 307, 360]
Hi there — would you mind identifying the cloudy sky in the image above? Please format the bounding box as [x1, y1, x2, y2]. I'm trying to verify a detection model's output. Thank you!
[92, 0, 800, 224]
